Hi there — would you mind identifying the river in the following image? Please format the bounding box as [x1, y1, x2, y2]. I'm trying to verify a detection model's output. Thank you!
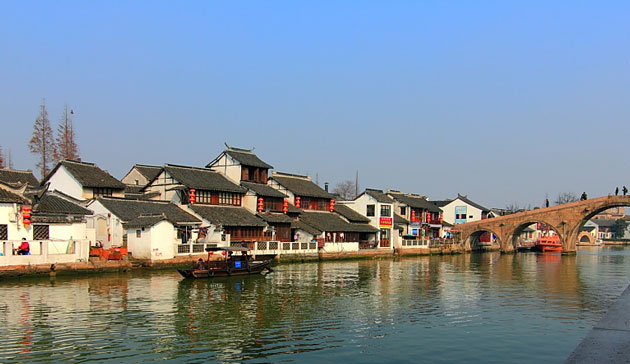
[1, 247, 629, 363]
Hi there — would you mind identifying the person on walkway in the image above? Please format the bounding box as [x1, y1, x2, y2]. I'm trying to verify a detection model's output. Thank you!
[17, 238, 30, 255]
[623, 186, 628, 196]
[581, 192, 588, 200]
[545, 198, 549, 208]
[615, 187, 619, 196]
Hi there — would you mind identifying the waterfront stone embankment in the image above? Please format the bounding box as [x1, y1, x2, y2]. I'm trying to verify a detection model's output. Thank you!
[565, 283, 630, 363]
[0, 245, 469, 278]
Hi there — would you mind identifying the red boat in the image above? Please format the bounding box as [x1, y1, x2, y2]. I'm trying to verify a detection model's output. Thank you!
[532, 235, 562, 253]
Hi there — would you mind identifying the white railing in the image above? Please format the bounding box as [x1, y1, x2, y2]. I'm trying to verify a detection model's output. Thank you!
[229, 240, 319, 256]
[0, 239, 90, 267]
[175, 242, 222, 255]
[401, 239, 430, 248]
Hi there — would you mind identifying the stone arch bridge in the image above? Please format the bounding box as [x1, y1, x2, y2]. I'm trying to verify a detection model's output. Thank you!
[452, 195, 630, 254]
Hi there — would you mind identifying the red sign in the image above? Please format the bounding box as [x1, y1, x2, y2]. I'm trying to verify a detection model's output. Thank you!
[379, 217, 393, 228]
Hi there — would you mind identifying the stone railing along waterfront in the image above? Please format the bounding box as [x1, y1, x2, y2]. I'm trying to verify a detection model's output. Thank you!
[0, 239, 90, 267]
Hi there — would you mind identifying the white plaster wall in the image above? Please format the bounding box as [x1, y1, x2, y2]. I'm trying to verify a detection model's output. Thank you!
[322, 242, 359, 253]
[127, 226, 152, 259]
[144, 170, 180, 203]
[209, 154, 242, 184]
[122, 168, 150, 186]
[268, 179, 294, 204]
[46, 166, 83, 200]
[442, 199, 483, 225]
[242, 192, 257, 213]
[49, 222, 88, 241]
[85, 200, 124, 249]
[151, 221, 177, 260]
[0, 203, 32, 241]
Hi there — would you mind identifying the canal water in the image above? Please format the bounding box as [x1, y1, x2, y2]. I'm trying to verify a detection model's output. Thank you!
[1, 248, 629, 363]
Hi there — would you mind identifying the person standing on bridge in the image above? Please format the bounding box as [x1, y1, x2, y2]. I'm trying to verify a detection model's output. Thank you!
[581, 192, 588, 200]
[623, 186, 628, 196]
[545, 198, 549, 208]
[615, 187, 619, 196]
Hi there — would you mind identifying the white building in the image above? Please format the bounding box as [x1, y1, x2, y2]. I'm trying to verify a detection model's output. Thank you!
[42, 160, 126, 200]
[341, 189, 396, 249]
[432, 194, 490, 225]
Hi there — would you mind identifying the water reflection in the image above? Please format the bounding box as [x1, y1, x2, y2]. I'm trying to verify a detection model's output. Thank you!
[0, 248, 628, 363]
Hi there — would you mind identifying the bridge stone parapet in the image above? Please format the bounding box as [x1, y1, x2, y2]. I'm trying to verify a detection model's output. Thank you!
[452, 195, 630, 254]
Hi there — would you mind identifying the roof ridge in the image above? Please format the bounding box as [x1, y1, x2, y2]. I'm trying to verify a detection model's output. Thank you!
[62, 159, 95, 166]
[272, 171, 310, 179]
[164, 163, 216, 172]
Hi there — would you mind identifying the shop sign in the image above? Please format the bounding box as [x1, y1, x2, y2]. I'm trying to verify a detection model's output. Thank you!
[379, 217, 393, 228]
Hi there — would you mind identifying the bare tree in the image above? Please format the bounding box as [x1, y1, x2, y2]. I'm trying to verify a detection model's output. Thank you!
[54, 105, 80, 161]
[0, 145, 4, 169]
[505, 202, 521, 214]
[333, 180, 358, 200]
[554, 192, 578, 205]
[29, 100, 56, 178]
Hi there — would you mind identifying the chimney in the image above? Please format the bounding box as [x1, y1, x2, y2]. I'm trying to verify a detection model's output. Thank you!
[324, 182, 329, 192]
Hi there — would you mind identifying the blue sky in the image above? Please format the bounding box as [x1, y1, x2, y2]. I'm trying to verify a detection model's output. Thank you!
[1, 1, 629, 208]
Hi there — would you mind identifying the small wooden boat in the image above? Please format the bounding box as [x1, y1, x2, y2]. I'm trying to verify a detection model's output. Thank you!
[177, 246, 275, 279]
[532, 235, 562, 253]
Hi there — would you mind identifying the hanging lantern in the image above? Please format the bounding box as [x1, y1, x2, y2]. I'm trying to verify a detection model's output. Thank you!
[295, 196, 301, 208]
[282, 199, 288, 214]
[189, 189, 196, 204]
[329, 199, 335, 212]
[426, 211, 431, 224]
[439, 213, 443, 223]
[21, 206, 31, 228]
[257, 197, 264, 212]
[411, 210, 416, 222]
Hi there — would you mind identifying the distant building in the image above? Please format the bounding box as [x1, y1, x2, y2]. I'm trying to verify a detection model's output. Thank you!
[388, 190, 443, 238]
[341, 189, 396, 249]
[121, 164, 162, 199]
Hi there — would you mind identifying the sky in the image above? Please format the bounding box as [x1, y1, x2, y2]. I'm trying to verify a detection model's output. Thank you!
[1, 1, 629, 208]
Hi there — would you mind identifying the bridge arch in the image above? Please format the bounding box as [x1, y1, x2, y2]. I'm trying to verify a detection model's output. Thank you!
[467, 228, 501, 251]
[577, 231, 595, 244]
[509, 220, 563, 250]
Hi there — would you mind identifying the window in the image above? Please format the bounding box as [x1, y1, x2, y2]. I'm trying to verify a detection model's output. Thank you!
[380, 205, 391, 217]
[367, 205, 375, 217]
[136, 230, 141, 238]
[33, 225, 50, 240]
[218, 192, 242, 206]
[93, 188, 114, 198]
[0, 224, 7, 240]
[400, 206, 406, 216]
[195, 190, 212, 204]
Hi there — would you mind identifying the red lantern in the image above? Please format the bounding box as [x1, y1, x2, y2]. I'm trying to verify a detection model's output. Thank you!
[439, 213, 443, 223]
[411, 210, 416, 222]
[426, 212, 431, 224]
[22, 206, 31, 228]
[257, 197, 264, 212]
[189, 189, 196, 204]
[329, 199, 335, 212]
[295, 196, 301, 208]
[283, 199, 288, 214]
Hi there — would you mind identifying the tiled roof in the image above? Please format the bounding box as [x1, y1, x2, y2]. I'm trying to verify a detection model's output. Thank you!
[0, 169, 39, 187]
[431, 200, 452, 208]
[363, 189, 395, 203]
[225, 148, 273, 169]
[394, 213, 409, 225]
[0, 188, 29, 204]
[95, 197, 201, 224]
[389, 192, 441, 213]
[134, 165, 162, 183]
[190, 205, 266, 227]
[455, 194, 490, 213]
[163, 164, 246, 193]
[241, 181, 286, 198]
[124, 214, 176, 229]
[299, 211, 378, 233]
[34, 193, 92, 215]
[291, 219, 322, 235]
[256, 212, 294, 224]
[271, 173, 335, 199]
[44, 160, 125, 189]
[334, 204, 370, 223]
